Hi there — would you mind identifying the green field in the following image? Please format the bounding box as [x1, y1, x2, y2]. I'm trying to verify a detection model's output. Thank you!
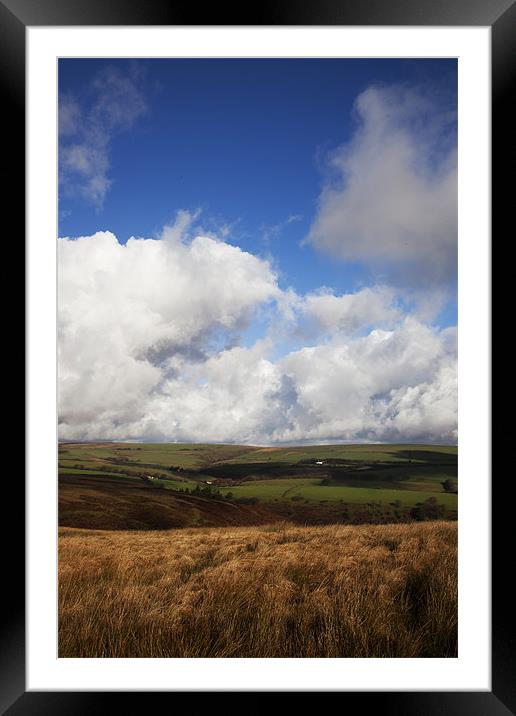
[58, 442, 259, 470]
[58, 441, 457, 521]
[217, 479, 456, 507]
[221, 443, 457, 465]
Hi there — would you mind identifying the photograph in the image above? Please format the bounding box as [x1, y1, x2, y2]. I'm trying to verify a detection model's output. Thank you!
[57, 56, 459, 659]
[0, 0, 504, 703]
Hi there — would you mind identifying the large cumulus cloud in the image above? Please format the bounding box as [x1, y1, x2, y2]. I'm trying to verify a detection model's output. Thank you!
[58, 229, 457, 444]
[306, 85, 457, 288]
[58, 229, 280, 436]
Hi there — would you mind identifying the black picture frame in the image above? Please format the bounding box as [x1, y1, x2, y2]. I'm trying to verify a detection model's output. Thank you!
[4, 0, 506, 711]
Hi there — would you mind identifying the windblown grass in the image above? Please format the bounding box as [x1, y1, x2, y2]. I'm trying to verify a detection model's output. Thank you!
[59, 520, 457, 658]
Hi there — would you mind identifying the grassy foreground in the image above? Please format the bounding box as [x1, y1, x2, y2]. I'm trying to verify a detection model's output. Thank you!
[59, 520, 457, 658]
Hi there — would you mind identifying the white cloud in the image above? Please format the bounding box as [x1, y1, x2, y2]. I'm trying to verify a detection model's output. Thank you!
[143, 341, 287, 443]
[58, 225, 457, 444]
[261, 213, 303, 245]
[58, 226, 280, 437]
[306, 85, 457, 287]
[105, 317, 457, 445]
[160, 209, 202, 244]
[59, 95, 81, 136]
[298, 286, 401, 336]
[277, 320, 457, 443]
[59, 65, 147, 208]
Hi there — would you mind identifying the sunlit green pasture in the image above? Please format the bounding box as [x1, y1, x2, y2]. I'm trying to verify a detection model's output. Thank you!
[216, 478, 457, 508]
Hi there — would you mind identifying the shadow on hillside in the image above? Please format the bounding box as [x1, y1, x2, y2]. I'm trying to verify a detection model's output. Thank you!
[386, 450, 457, 465]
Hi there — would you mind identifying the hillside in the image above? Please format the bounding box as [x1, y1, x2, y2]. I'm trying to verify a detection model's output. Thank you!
[59, 472, 456, 530]
[59, 442, 458, 528]
[59, 475, 279, 530]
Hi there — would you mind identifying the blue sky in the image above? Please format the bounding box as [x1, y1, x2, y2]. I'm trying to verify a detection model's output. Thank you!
[58, 59, 458, 444]
[59, 59, 456, 313]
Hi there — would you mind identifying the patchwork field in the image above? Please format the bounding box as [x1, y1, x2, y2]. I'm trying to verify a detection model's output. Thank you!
[59, 442, 457, 527]
[59, 520, 457, 658]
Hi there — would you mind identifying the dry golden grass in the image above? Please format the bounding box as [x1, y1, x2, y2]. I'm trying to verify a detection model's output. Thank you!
[59, 520, 457, 658]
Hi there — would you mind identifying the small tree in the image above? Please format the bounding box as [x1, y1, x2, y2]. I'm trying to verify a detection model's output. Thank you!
[441, 479, 457, 493]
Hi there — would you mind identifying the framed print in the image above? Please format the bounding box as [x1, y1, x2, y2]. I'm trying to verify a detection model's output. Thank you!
[3, 0, 508, 710]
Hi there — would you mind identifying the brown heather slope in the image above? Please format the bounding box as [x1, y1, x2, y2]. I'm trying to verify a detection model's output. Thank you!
[59, 475, 278, 530]
[59, 475, 451, 529]
[59, 520, 457, 658]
